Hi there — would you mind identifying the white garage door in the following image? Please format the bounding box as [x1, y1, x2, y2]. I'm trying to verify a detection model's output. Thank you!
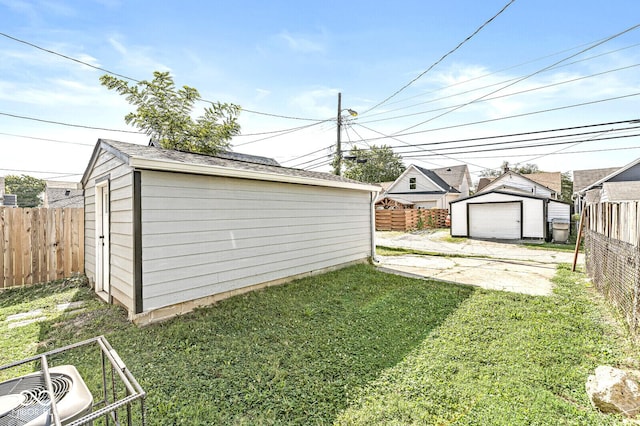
[469, 202, 521, 239]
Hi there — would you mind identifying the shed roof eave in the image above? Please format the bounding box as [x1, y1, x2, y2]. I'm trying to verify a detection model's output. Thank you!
[129, 157, 381, 192]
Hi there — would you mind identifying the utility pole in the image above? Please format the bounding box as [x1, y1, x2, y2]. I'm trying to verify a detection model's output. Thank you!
[335, 92, 342, 176]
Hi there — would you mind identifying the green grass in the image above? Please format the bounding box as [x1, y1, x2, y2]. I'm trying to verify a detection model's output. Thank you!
[0, 264, 633, 425]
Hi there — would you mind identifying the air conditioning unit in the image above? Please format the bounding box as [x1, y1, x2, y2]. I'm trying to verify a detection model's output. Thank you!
[0, 365, 93, 425]
[2, 194, 17, 207]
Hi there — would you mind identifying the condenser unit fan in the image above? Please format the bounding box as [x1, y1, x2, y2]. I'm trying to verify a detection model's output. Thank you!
[0, 365, 93, 426]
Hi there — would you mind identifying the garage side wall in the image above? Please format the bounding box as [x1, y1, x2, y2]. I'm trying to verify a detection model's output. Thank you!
[84, 150, 135, 311]
[140, 170, 373, 312]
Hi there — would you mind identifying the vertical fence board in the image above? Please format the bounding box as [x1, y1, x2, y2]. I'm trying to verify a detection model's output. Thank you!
[0, 209, 5, 289]
[0, 207, 84, 289]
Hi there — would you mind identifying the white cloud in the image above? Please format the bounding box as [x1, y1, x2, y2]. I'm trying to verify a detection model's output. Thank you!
[278, 30, 326, 53]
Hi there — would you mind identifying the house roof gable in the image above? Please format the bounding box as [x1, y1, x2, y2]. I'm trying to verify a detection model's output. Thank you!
[477, 171, 555, 195]
[429, 165, 470, 191]
[81, 139, 380, 192]
[451, 189, 570, 205]
[414, 166, 460, 193]
[577, 157, 640, 193]
[573, 167, 620, 193]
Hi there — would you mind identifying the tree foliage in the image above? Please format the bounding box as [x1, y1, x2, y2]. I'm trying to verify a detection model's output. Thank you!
[560, 171, 573, 204]
[341, 145, 405, 183]
[480, 161, 539, 177]
[100, 71, 241, 155]
[5, 175, 46, 207]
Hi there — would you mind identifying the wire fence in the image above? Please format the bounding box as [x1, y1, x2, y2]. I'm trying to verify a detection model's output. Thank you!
[584, 229, 640, 333]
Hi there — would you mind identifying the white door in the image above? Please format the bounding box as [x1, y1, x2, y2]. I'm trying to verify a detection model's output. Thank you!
[469, 202, 521, 239]
[95, 183, 110, 294]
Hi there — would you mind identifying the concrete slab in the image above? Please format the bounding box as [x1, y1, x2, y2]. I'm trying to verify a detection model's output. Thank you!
[375, 230, 580, 296]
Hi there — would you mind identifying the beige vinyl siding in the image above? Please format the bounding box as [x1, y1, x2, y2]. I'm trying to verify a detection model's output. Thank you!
[140, 170, 372, 311]
[83, 150, 135, 311]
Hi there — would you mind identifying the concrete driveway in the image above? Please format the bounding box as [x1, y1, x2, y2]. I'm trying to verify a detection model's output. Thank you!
[375, 230, 584, 296]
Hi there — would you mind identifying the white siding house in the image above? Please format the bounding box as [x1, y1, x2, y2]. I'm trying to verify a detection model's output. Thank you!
[380, 164, 471, 210]
[81, 139, 380, 324]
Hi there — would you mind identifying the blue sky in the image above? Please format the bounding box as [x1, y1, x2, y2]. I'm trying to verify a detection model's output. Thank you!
[1, 0, 639, 182]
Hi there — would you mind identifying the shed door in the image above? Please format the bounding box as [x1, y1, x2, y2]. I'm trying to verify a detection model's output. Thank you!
[95, 182, 110, 296]
[468, 202, 521, 239]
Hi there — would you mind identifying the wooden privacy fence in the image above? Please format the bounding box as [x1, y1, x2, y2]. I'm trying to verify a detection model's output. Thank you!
[0, 207, 84, 289]
[375, 208, 448, 231]
[583, 201, 640, 334]
[585, 201, 640, 247]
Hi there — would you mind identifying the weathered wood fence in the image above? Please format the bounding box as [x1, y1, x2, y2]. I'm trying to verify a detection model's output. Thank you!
[584, 201, 640, 334]
[0, 207, 84, 289]
[375, 208, 448, 231]
[585, 201, 640, 247]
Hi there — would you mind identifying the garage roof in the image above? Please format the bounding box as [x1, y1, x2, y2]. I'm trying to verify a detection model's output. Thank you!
[82, 139, 380, 192]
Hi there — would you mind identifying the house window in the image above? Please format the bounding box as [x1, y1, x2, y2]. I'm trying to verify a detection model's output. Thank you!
[409, 177, 417, 190]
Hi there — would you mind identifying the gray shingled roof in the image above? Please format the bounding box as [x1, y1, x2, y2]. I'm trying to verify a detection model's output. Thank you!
[415, 166, 460, 193]
[430, 165, 470, 191]
[89, 139, 374, 188]
[573, 167, 620, 193]
[602, 181, 640, 201]
[46, 188, 84, 208]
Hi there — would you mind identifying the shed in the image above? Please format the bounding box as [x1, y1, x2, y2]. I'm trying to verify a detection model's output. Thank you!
[81, 139, 380, 324]
[450, 190, 570, 240]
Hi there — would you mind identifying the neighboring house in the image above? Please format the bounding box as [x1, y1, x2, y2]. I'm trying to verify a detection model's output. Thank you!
[573, 159, 640, 212]
[476, 170, 560, 199]
[81, 139, 380, 324]
[378, 164, 471, 210]
[43, 181, 84, 208]
[451, 170, 569, 241]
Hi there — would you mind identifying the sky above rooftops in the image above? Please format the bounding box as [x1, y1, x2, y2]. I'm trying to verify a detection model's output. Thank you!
[1, 0, 639, 183]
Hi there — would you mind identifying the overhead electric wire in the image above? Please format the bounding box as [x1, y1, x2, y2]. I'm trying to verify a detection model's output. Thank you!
[393, 23, 640, 135]
[396, 133, 640, 157]
[0, 31, 325, 123]
[351, 92, 640, 143]
[0, 132, 96, 146]
[362, 0, 516, 115]
[357, 62, 640, 125]
[409, 145, 640, 161]
[234, 119, 333, 147]
[279, 145, 334, 164]
[0, 111, 143, 133]
[353, 119, 640, 152]
[362, 41, 640, 119]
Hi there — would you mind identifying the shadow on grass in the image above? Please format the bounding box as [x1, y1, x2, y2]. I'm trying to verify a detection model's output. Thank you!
[15, 263, 474, 425]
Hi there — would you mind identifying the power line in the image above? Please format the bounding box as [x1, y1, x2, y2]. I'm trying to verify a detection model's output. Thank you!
[362, 0, 516, 115]
[234, 119, 332, 147]
[394, 132, 640, 157]
[362, 41, 640, 119]
[0, 132, 96, 146]
[358, 62, 640, 125]
[404, 145, 640, 161]
[351, 92, 640, 143]
[0, 111, 142, 133]
[355, 119, 640, 152]
[393, 23, 640, 135]
[0, 31, 325, 123]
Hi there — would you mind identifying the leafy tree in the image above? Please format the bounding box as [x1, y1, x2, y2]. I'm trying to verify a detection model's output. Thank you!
[341, 145, 405, 183]
[480, 161, 539, 177]
[5, 175, 46, 207]
[100, 71, 241, 155]
[561, 171, 573, 204]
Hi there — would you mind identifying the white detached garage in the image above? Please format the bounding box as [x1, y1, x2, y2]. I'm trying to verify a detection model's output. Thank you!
[450, 190, 570, 240]
[81, 139, 379, 324]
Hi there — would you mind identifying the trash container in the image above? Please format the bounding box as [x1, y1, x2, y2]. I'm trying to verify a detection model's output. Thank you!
[552, 218, 570, 243]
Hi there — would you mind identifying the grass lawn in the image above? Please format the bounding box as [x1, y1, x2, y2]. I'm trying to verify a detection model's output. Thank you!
[0, 264, 633, 425]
